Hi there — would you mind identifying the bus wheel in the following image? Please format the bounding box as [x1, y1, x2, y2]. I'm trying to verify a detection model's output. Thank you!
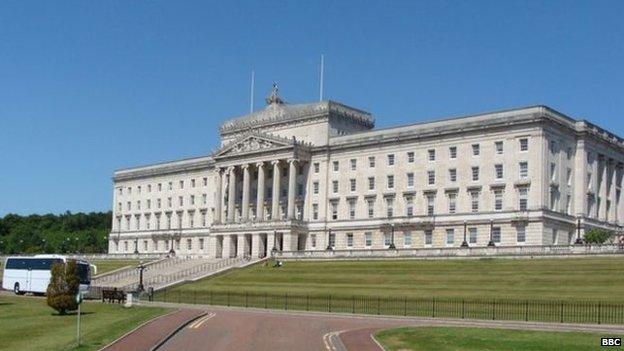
[14, 283, 24, 295]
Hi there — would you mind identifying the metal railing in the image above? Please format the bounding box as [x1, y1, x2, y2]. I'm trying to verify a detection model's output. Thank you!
[153, 289, 624, 325]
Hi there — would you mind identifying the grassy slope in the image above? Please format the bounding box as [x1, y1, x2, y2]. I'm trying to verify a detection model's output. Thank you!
[165, 257, 624, 300]
[376, 327, 610, 351]
[0, 295, 169, 351]
[91, 260, 145, 276]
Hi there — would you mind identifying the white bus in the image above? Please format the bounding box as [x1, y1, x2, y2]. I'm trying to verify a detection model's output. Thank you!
[2, 255, 94, 295]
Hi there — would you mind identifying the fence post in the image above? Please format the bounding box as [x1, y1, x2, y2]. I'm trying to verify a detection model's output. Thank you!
[598, 301, 602, 325]
[285, 293, 288, 310]
[560, 301, 564, 323]
[178, 291, 181, 304]
[492, 299, 496, 320]
[432, 298, 435, 318]
[227, 291, 230, 307]
[461, 299, 465, 319]
[265, 292, 268, 309]
[378, 297, 381, 315]
[329, 295, 332, 313]
[164, 288, 167, 302]
[404, 297, 407, 317]
[525, 300, 529, 322]
[352, 295, 355, 314]
[194, 290, 197, 305]
[306, 294, 310, 311]
[245, 292, 248, 308]
[210, 290, 213, 305]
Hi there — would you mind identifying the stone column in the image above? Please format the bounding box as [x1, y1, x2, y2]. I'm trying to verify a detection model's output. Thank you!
[242, 164, 251, 221]
[283, 232, 297, 251]
[609, 160, 617, 222]
[287, 159, 298, 219]
[271, 160, 281, 220]
[267, 231, 276, 253]
[214, 168, 223, 224]
[618, 163, 624, 225]
[573, 139, 586, 217]
[227, 166, 237, 223]
[251, 234, 261, 258]
[256, 162, 266, 220]
[237, 234, 247, 258]
[599, 157, 607, 220]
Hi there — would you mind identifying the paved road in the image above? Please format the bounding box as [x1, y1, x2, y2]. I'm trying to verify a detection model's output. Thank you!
[148, 302, 624, 351]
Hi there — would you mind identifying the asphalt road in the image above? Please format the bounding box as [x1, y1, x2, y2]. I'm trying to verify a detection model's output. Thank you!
[150, 302, 624, 351]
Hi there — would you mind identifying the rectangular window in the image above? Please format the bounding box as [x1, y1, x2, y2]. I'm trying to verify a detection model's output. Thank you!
[368, 177, 375, 190]
[329, 233, 336, 249]
[367, 199, 375, 218]
[331, 202, 338, 220]
[313, 182, 319, 194]
[404, 231, 412, 247]
[179, 196, 183, 206]
[519, 162, 528, 179]
[312, 203, 319, 220]
[168, 182, 173, 190]
[407, 152, 415, 163]
[201, 212, 206, 227]
[347, 233, 354, 248]
[333, 161, 339, 172]
[495, 164, 504, 180]
[350, 179, 356, 192]
[472, 166, 479, 181]
[203, 177, 208, 186]
[384, 233, 392, 247]
[387, 175, 395, 189]
[386, 198, 394, 218]
[199, 238, 204, 251]
[333, 180, 339, 194]
[348, 200, 356, 219]
[387, 154, 395, 166]
[350, 159, 357, 171]
[471, 191, 479, 212]
[313, 162, 320, 173]
[472, 144, 480, 156]
[168, 197, 172, 208]
[311, 234, 317, 248]
[550, 162, 557, 181]
[179, 180, 184, 189]
[157, 199, 162, 209]
[446, 229, 454, 245]
[158, 183, 162, 192]
[406, 196, 414, 217]
[495, 141, 504, 154]
[127, 201, 131, 211]
[365, 232, 372, 247]
[449, 146, 457, 159]
[190, 195, 195, 206]
[520, 138, 528, 151]
[202, 194, 207, 205]
[425, 229, 433, 246]
[566, 168, 572, 186]
[494, 189, 503, 211]
[428, 149, 435, 161]
[148, 184, 152, 192]
[448, 193, 457, 214]
[137, 186, 141, 194]
[191, 179, 196, 188]
[469, 228, 477, 244]
[407, 173, 414, 187]
[519, 188, 529, 211]
[427, 170, 435, 185]
[368, 156, 376, 168]
[449, 168, 457, 182]
[517, 226, 526, 243]
[137, 200, 141, 210]
[427, 195, 435, 216]
[492, 227, 501, 243]
[147, 199, 151, 209]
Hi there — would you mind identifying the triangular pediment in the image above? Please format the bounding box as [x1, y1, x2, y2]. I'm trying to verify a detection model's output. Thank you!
[214, 132, 295, 158]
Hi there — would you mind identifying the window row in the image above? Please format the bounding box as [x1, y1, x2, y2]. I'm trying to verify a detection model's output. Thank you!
[117, 178, 209, 196]
[117, 210, 209, 231]
[117, 194, 208, 212]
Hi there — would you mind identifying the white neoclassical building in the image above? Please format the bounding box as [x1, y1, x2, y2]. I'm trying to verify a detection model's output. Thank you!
[109, 86, 624, 257]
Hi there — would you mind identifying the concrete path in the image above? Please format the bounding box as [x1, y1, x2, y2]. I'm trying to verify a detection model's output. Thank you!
[101, 308, 206, 351]
[142, 301, 624, 351]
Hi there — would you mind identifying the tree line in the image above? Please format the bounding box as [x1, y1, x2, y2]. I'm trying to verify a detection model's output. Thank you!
[0, 211, 111, 254]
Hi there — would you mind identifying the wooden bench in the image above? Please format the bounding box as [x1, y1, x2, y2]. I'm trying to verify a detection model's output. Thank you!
[101, 288, 126, 304]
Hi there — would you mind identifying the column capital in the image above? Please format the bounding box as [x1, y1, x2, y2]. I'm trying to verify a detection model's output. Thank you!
[214, 167, 224, 175]
[241, 164, 250, 170]
[271, 159, 281, 166]
[227, 165, 236, 173]
[256, 161, 265, 168]
[287, 158, 299, 165]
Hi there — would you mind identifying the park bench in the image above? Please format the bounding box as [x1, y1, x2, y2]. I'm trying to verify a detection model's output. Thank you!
[101, 288, 126, 304]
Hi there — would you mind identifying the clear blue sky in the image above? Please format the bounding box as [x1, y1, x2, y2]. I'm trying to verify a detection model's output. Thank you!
[1, 1, 623, 216]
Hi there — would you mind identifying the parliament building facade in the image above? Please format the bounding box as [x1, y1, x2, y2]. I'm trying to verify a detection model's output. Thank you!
[108, 87, 624, 257]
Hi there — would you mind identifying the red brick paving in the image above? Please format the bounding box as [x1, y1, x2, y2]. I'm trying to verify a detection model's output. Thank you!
[102, 308, 206, 351]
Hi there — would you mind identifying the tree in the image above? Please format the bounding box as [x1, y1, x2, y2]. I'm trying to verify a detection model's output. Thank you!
[584, 229, 613, 244]
[46, 261, 79, 315]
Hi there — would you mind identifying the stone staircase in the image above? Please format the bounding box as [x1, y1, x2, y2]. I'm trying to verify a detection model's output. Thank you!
[91, 256, 254, 292]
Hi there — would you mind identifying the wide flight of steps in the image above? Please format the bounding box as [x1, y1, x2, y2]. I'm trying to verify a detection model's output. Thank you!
[91, 256, 254, 293]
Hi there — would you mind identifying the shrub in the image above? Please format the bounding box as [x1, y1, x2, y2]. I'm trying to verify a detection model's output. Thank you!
[584, 229, 613, 244]
[46, 260, 79, 315]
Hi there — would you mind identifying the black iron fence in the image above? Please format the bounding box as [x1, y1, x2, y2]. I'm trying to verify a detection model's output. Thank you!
[152, 289, 624, 325]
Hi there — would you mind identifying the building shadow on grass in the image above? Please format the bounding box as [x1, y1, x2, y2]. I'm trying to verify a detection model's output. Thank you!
[51, 311, 95, 317]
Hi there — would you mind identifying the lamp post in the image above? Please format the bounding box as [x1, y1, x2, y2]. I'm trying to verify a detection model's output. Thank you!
[41, 238, 46, 253]
[575, 217, 584, 244]
[136, 261, 146, 292]
[461, 220, 469, 247]
[326, 228, 333, 251]
[487, 219, 496, 247]
[388, 224, 396, 250]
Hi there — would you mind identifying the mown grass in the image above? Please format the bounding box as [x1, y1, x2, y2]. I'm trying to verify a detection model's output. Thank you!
[162, 257, 624, 300]
[91, 259, 146, 276]
[0, 295, 169, 351]
[375, 327, 613, 351]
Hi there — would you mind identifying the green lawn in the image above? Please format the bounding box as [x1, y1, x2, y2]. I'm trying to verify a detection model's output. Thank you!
[163, 257, 624, 300]
[375, 327, 614, 351]
[91, 260, 146, 276]
[0, 295, 169, 351]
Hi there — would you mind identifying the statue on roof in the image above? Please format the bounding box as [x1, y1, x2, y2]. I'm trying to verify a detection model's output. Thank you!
[265, 82, 285, 105]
